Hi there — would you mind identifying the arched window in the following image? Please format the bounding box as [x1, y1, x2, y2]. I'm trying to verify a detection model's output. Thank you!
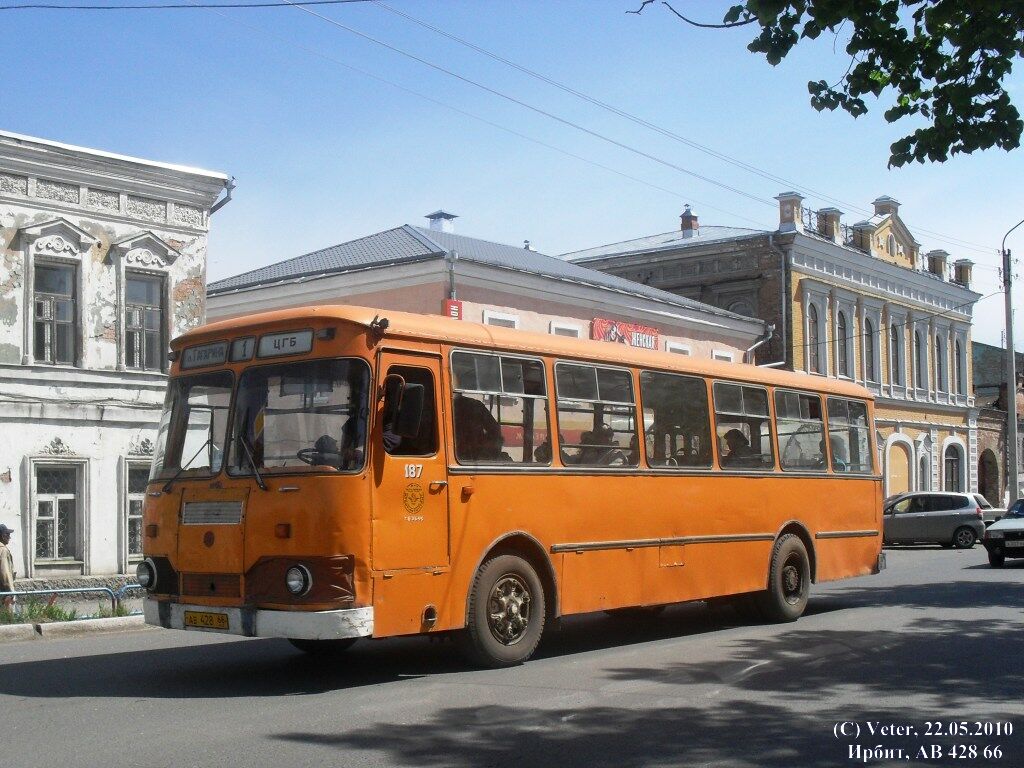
[887, 233, 896, 255]
[865, 318, 876, 381]
[944, 444, 963, 492]
[915, 330, 925, 388]
[919, 454, 930, 491]
[808, 304, 820, 373]
[935, 335, 946, 391]
[955, 339, 964, 394]
[889, 324, 901, 385]
[837, 311, 849, 377]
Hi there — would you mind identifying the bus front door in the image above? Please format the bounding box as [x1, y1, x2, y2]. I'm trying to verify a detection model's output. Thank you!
[371, 352, 450, 571]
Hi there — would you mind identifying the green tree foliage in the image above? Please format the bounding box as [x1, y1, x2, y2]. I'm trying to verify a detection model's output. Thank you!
[643, 1, 1024, 167]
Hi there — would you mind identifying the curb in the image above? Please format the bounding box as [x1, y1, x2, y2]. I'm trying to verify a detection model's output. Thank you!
[0, 615, 148, 643]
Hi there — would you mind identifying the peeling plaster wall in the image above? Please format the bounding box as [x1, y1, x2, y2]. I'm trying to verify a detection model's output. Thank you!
[0, 133, 227, 576]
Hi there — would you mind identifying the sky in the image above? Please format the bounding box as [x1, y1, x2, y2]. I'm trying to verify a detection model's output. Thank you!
[4, 0, 1024, 347]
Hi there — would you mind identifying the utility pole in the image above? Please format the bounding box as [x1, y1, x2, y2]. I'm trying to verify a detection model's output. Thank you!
[1002, 219, 1024, 504]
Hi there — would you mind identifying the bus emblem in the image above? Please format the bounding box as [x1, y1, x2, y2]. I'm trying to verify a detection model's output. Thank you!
[403, 483, 425, 514]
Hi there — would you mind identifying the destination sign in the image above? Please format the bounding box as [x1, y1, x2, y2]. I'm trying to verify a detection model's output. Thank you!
[181, 341, 229, 370]
[257, 330, 314, 358]
[230, 336, 256, 362]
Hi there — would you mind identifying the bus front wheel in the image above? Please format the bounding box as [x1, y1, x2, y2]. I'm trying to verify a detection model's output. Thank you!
[461, 554, 546, 668]
[755, 534, 810, 623]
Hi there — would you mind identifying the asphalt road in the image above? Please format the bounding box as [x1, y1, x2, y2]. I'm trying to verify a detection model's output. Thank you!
[2, 546, 1022, 768]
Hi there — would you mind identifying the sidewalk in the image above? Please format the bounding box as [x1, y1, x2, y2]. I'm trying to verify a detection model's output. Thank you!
[0, 615, 149, 643]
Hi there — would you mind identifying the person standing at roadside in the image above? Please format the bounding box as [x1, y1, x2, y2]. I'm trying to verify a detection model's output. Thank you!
[0, 524, 15, 607]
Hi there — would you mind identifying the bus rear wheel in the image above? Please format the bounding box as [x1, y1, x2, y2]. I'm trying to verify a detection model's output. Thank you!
[460, 554, 546, 668]
[754, 534, 810, 623]
[288, 638, 358, 655]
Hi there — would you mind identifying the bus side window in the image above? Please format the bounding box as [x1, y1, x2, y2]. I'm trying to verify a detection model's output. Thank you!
[639, 370, 711, 468]
[384, 366, 437, 456]
[774, 390, 826, 471]
[826, 397, 871, 473]
[555, 363, 638, 467]
[450, 351, 549, 465]
[713, 382, 775, 470]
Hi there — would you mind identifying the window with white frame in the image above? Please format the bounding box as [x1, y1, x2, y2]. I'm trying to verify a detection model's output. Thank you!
[889, 322, 904, 387]
[126, 463, 149, 560]
[807, 303, 822, 373]
[836, 310, 850, 377]
[482, 310, 519, 329]
[549, 321, 581, 338]
[713, 350, 734, 362]
[34, 264, 77, 365]
[34, 466, 80, 562]
[954, 339, 965, 395]
[935, 333, 947, 392]
[665, 341, 691, 355]
[914, 329, 926, 389]
[125, 274, 164, 371]
[864, 317, 877, 382]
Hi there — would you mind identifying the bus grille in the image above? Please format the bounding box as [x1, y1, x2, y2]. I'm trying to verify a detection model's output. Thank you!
[181, 573, 241, 598]
[182, 501, 243, 525]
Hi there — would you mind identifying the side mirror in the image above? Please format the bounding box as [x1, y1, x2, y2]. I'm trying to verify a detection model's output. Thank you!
[393, 383, 425, 438]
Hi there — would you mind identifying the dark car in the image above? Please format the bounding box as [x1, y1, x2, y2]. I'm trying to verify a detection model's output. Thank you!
[982, 499, 1024, 567]
[882, 492, 987, 549]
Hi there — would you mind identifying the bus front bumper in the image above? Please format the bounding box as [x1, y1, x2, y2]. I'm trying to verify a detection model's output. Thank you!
[143, 598, 374, 640]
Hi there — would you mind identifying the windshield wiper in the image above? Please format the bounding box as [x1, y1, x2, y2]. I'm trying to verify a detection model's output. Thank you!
[162, 437, 213, 494]
[237, 424, 268, 492]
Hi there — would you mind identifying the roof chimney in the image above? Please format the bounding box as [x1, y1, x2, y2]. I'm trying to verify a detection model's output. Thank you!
[775, 191, 804, 233]
[817, 207, 843, 244]
[926, 249, 948, 280]
[426, 210, 457, 233]
[953, 258, 974, 289]
[873, 196, 900, 217]
[680, 205, 699, 238]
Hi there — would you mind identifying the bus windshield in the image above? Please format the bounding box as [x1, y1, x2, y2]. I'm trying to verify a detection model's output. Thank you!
[228, 358, 371, 475]
[151, 370, 233, 480]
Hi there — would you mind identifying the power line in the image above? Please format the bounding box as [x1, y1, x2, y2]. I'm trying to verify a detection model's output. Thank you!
[270, 0, 777, 209]
[0, 0, 367, 9]
[371, 1, 997, 257]
[195, 4, 770, 230]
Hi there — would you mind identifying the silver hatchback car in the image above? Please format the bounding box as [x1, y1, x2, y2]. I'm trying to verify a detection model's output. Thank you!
[883, 492, 987, 548]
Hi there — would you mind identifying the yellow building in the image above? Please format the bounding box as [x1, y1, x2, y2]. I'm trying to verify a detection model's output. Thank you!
[566, 193, 981, 496]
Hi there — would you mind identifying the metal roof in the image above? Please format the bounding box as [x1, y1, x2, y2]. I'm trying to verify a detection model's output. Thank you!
[564, 225, 765, 262]
[208, 224, 758, 324]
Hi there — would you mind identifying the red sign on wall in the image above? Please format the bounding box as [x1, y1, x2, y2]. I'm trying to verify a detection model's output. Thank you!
[591, 318, 659, 350]
[443, 299, 463, 320]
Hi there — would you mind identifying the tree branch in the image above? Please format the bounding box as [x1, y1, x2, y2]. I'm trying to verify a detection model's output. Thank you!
[625, 0, 655, 14]
[661, 1, 756, 28]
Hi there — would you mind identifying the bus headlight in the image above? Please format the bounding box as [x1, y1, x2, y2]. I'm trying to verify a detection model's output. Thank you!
[285, 565, 312, 596]
[136, 559, 157, 590]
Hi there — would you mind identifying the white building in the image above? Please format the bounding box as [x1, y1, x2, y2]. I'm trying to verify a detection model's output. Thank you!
[207, 211, 765, 363]
[0, 131, 230, 579]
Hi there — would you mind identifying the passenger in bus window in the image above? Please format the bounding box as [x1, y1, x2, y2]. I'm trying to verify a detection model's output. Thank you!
[828, 434, 848, 472]
[453, 393, 506, 462]
[722, 429, 757, 466]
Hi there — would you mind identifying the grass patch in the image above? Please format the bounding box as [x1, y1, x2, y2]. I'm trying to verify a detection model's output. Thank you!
[0, 597, 78, 625]
[94, 602, 131, 619]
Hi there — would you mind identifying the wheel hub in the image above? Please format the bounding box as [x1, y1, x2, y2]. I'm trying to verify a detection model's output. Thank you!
[488, 574, 532, 646]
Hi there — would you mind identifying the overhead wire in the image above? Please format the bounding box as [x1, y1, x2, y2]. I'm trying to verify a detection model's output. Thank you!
[191, 2, 771, 229]
[0, 0, 368, 8]
[370, 0, 998, 257]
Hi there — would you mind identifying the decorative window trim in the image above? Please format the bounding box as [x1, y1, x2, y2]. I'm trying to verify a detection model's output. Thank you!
[801, 282, 829, 376]
[17, 218, 97, 368]
[941, 435, 967, 492]
[883, 433, 916, 498]
[22, 455, 91, 578]
[665, 341, 692, 355]
[549, 320, 582, 338]
[109, 232, 177, 373]
[858, 299, 883, 387]
[120, 457, 151, 572]
[712, 350, 735, 362]
[482, 309, 519, 329]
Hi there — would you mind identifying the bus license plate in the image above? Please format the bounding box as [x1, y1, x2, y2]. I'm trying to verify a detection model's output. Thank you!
[184, 611, 229, 630]
[1005, 540, 1024, 548]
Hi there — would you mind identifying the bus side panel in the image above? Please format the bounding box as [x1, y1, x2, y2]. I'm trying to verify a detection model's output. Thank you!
[371, 570, 456, 637]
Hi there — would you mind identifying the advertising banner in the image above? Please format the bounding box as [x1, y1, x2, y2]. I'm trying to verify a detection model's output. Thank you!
[591, 318, 659, 350]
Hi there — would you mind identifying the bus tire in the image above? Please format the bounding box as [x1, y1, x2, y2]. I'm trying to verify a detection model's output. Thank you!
[755, 534, 810, 623]
[460, 554, 546, 668]
[288, 638, 358, 655]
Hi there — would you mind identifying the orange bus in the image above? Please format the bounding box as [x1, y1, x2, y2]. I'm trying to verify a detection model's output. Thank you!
[140, 305, 884, 666]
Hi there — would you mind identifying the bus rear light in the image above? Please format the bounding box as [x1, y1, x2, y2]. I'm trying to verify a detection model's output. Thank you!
[285, 565, 312, 596]
[275, 523, 291, 539]
[146, 524, 159, 538]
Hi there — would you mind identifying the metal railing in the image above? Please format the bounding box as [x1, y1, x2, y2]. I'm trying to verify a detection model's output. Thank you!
[0, 584, 144, 616]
